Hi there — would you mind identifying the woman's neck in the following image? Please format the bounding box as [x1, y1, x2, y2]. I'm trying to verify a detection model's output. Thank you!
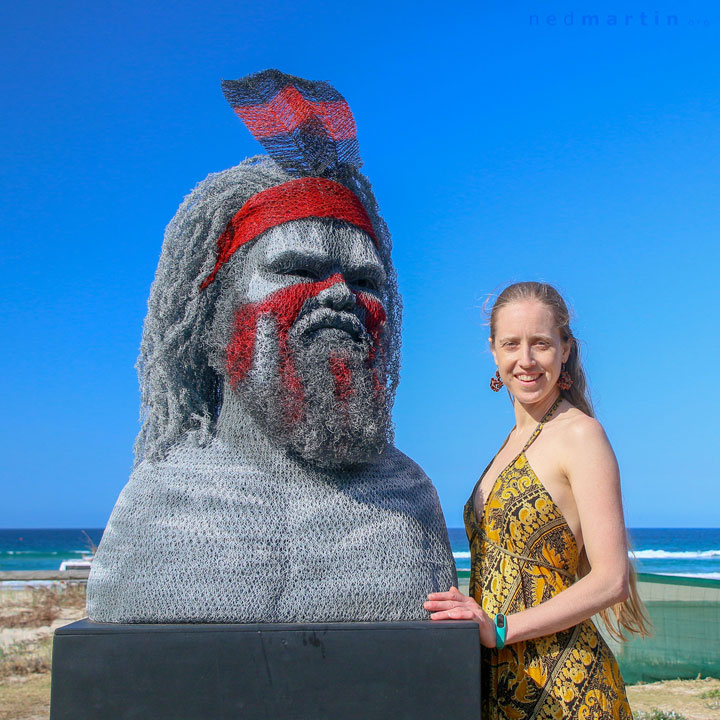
[513, 390, 562, 434]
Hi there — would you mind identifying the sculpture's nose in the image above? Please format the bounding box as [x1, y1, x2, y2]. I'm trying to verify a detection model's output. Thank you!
[316, 277, 356, 312]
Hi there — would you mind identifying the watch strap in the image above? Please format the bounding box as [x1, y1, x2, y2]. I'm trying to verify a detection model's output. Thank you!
[494, 613, 507, 649]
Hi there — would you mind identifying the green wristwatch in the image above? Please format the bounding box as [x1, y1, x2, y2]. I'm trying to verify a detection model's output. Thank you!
[494, 613, 507, 649]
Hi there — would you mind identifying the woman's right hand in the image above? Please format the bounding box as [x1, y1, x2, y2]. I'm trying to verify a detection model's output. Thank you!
[424, 586, 498, 647]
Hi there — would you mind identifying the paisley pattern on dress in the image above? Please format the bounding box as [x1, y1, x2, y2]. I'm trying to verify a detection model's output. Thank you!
[465, 399, 633, 719]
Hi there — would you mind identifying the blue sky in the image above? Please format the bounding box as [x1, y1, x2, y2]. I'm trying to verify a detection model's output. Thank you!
[1, 1, 718, 528]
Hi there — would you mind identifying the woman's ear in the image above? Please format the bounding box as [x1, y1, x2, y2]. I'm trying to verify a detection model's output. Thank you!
[489, 336, 498, 365]
[562, 338, 573, 364]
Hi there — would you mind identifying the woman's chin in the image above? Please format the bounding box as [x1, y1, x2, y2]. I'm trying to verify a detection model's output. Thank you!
[511, 381, 556, 405]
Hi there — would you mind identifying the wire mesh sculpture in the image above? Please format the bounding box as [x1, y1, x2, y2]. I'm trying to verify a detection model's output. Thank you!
[87, 70, 457, 623]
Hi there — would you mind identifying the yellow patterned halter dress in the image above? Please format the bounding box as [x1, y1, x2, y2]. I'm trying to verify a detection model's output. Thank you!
[464, 399, 632, 719]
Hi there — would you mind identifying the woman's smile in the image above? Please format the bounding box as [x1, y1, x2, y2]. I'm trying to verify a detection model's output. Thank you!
[516, 373, 542, 383]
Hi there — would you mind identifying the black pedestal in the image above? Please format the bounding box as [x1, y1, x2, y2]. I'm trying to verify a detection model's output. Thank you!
[51, 619, 481, 719]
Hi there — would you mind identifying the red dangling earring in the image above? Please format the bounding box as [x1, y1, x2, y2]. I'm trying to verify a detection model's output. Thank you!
[490, 370, 504, 392]
[557, 364, 573, 391]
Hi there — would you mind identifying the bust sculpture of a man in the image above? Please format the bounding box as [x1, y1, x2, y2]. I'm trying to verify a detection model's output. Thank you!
[87, 70, 456, 623]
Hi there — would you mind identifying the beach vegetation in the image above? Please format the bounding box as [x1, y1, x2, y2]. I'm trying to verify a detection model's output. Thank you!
[634, 710, 688, 720]
[700, 684, 720, 710]
[0, 584, 86, 718]
[0, 637, 52, 678]
[0, 584, 85, 629]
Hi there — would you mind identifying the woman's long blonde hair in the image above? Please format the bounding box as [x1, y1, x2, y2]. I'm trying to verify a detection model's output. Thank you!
[489, 281, 652, 641]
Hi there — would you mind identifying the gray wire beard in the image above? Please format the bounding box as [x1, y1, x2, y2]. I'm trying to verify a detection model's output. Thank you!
[233, 316, 390, 470]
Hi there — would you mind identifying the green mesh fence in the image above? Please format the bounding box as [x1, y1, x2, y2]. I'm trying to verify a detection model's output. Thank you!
[602, 573, 720, 684]
[457, 571, 720, 684]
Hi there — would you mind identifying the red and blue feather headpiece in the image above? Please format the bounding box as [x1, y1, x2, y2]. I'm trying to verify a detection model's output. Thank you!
[201, 70, 374, 290]
[221, 69, 363, 177]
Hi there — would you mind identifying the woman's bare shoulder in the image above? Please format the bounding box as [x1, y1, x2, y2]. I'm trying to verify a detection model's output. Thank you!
[552, 403, 618, 485]
[554, 403, 612, 452]
[555, 402, 603, 432]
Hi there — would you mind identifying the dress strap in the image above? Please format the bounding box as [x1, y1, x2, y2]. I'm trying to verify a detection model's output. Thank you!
[522, 395, 563, 452]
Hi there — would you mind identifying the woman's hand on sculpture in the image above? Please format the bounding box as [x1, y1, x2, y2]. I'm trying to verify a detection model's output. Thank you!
[424, 586, 497, 647]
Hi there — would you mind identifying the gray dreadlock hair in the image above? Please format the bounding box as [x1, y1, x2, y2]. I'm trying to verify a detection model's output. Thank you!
[133, 155, 402, 466]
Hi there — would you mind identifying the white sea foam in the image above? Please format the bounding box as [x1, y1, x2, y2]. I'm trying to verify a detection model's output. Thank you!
[631, 549, 720, 560]
[659, 572, 720, 580]
[454, 549, 720, 561]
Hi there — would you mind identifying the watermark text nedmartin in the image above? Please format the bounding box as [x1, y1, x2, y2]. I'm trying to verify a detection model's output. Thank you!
[530, 11, 710, 27]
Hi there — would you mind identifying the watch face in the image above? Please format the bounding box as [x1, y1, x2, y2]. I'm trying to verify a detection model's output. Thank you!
[497, 615, 505, 628]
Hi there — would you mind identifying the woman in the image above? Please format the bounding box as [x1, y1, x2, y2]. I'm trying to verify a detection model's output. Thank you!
[424, 282, 650, 719]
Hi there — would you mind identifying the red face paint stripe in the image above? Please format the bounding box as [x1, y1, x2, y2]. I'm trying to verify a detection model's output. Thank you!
[329, 354, 354, 403]
[200, 177, 378, 291]
[353, 292, 387, 363]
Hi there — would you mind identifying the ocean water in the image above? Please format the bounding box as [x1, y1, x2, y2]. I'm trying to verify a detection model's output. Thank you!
[0, 527, 718, 580]
[449, 527, 720, 580]
[0, 529, 104, 572]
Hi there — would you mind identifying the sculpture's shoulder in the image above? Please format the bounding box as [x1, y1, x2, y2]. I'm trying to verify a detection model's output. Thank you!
[376, 444, 425, 472]
[87, 440, 281, 622]
[377, 444, 432, 480]
[118, 440, 268, 494]
[349, 444, 442, 505]
[105, 441, 281, 538]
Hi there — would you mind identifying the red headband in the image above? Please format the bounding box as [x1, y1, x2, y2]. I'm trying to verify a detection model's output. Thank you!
[200, 177, 378, 290]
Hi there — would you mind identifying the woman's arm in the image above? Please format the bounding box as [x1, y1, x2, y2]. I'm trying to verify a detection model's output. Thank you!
[425, 416, 630, 646]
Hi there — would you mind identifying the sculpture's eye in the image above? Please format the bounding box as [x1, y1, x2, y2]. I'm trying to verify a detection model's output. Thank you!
[347, 267, 384, 292]
[354, 277, 379, 291]
[274, 264, 321, 281]
[288, 268, 320, 280]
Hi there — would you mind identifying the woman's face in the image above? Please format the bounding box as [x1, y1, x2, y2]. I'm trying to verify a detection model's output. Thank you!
[490, 299, 571, 407]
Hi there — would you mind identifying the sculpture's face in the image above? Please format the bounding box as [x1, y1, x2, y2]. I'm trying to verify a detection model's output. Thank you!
[224, 219, 391, 468]
[236, 220, 387, 304]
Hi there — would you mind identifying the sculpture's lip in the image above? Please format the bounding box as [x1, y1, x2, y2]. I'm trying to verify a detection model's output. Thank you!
[300, 309, 365, 341]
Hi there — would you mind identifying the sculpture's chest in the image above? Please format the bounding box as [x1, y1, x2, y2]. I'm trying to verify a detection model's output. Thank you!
[88, 457, 456, 623]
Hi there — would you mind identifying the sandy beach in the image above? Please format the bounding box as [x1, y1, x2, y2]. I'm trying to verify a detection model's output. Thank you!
[0, 586, 84, 720]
